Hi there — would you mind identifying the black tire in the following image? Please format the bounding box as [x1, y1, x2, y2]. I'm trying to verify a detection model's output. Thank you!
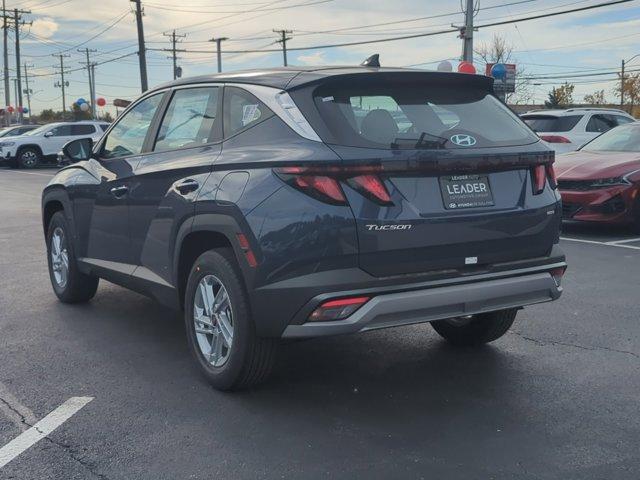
[430, 308, 518, 346]
[46, 211, 99, 303]
[184, 249, 278, 391]
[17, 147, 41, 169]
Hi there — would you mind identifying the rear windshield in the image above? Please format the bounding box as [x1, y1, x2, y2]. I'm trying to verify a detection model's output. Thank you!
[311, 83, 537, 149]
[522, 114, 582, 132]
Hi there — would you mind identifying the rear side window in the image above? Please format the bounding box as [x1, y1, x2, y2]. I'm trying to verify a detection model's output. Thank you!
[311, 83, 537, 149]
[71, 125, 96, 135]
[50, 125, 73, 136]
[614, 115, 634, 126]
[100, 124, 109, 132]
[154, 87, 220, 152]
[224, 87, 273, 138]
[522, 115, 583, 132]
[586, 114, 617, 133]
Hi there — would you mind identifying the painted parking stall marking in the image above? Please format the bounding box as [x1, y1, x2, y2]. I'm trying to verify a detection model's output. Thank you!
[561, 236, 640, 250]
[0, 396, 93, 469]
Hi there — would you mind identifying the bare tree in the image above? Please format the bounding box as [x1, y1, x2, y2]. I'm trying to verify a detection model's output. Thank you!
[583, 90, 606, 105]
[475, 34, 531, 104]
[475, 34, 513, 64]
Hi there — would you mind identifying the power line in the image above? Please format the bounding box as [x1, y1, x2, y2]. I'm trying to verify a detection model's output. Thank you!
[159, 0, 632, 55]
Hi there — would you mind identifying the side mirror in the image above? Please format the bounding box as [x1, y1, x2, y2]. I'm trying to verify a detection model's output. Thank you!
[44, 131, 53, 138]
[62, 137, 93, 162]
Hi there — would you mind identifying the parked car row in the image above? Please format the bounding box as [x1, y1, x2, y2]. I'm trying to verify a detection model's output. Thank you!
[555, 122, 640, 231]
[521, 107, 635, 154]
[0, 120, 109, 168]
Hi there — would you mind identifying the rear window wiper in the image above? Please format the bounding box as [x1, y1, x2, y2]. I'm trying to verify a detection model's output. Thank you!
[391, 132, 448, 150]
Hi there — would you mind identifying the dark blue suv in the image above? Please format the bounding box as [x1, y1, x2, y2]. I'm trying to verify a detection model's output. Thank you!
[42, 67, 566, 390]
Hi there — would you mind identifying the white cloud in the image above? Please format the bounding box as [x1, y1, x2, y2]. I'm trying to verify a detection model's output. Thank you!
[31, 18, 59, 39]
[296, 51, 326, 65]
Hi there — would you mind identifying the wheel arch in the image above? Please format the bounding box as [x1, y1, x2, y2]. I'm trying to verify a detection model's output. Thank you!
[17, 143, 44, 157]
[42, 187, 73, 237]
[174, 214, 252, 310]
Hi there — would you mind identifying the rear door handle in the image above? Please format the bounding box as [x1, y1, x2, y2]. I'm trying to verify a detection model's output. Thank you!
[175, 179, 199, 195]
[110, 185, 129, 198]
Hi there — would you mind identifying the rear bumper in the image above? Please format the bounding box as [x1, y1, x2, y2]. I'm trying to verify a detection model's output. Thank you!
[281, 269, 563, 338]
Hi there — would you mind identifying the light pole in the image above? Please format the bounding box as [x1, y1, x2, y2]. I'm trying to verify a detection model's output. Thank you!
[620, 54, 640, 108]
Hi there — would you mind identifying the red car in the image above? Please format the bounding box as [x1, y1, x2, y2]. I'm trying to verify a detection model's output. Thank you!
[555, 122, 640, 231]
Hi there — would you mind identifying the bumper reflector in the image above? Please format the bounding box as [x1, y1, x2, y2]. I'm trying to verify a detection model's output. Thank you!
[309, 296, 370, 322]
[550, 266, 567, 286]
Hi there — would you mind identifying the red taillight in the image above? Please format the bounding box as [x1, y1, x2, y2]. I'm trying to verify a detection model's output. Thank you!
[309, 296, 370, 322]
[348, 174, 392, 205]
[532, 164, 546, 194]
[275, 167, 347, 205]
[540, 135, 571, 144]
[546, 163, 558, 189]
[274, 166, 392, 206]
[294, 175, 346, 204]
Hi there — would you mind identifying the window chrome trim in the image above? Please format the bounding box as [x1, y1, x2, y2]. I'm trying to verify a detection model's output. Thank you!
[225, 83, 322, 142]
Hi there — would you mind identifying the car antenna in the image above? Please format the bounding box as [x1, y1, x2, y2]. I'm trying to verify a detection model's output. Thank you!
[361, 54, 380, 67]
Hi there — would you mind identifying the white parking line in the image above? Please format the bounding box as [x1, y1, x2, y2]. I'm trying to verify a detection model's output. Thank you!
[561, 236, 640, 250]
[0, 397, 93, 469]
[0, 169, 55, 177]
[605, 237, 640, 245]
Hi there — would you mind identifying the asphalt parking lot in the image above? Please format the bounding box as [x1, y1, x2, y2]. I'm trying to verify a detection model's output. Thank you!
[0, 167, 639, 480]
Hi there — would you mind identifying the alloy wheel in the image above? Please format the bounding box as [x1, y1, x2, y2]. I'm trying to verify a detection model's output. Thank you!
[193, 274, 234, 367]
[21, 150, 38, 167]
[50, 227, 69, 288]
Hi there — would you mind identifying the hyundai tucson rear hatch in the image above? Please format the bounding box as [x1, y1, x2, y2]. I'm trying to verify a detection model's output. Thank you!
[289, 72, 560, 277]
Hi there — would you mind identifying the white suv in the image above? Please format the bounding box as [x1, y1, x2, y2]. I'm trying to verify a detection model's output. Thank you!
[0, 120, 109, 168]
[521, 108, 635, 154]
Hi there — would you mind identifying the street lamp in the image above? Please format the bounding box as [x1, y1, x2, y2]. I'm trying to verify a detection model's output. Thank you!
[620, 54, 640, 108]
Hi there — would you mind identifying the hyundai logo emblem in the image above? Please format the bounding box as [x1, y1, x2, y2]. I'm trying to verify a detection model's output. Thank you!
[450, 134, 477, 147]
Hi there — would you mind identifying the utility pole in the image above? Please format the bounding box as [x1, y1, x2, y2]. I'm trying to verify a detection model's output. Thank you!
[620, 59, 625, 107]
[14, 8, 31, 123]
[131, 0, 148, 92]
[79, 48, 97, 118]
[90, 63, 96, 118]
[2, 0, 9, 110]
[209, 37, 228, 73]
[459, 0, 477, 62]
[273, 29, 292, 67]
[163, 30, 185, 79]
[53, 54, 70, 120]
[23, 63, 32, 119]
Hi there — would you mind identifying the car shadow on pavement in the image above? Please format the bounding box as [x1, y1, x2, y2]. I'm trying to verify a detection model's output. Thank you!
[562, 220, 638, 240]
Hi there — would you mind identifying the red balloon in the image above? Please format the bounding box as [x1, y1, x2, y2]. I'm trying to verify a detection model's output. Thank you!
[457, 61, 476, 74]
[7, 105, 14, 113]
[96, 97, 106, 107]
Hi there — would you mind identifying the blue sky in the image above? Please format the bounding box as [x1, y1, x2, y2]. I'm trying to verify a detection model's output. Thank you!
[8, 0, 640, 115]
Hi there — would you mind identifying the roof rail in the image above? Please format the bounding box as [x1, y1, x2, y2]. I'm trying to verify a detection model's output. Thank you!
[564, 107, 628, 114]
